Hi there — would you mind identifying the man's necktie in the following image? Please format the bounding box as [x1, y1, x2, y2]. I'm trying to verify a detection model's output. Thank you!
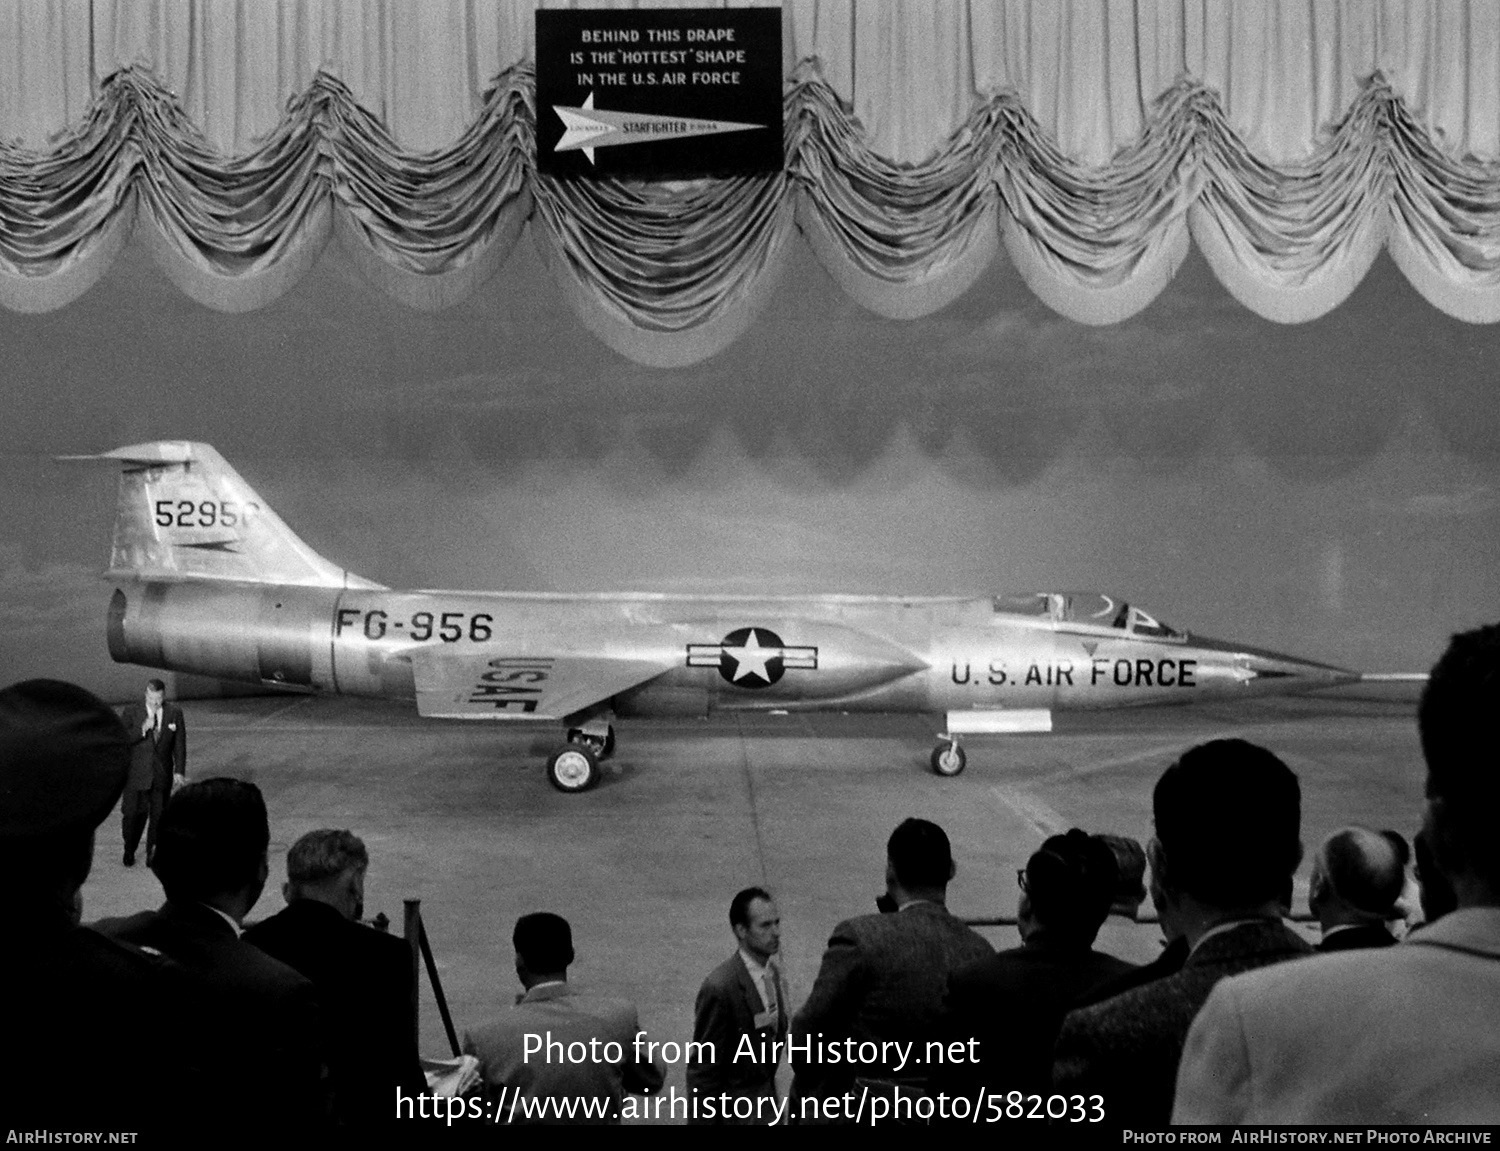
[762, 968, 780, 1018]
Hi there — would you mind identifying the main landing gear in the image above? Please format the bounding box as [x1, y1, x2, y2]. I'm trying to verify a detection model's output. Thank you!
[546, 718, 615, 793]
[930, 734, 967, 778]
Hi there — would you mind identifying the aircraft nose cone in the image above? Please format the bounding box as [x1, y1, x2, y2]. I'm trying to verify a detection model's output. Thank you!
[1239, 652, 1361, 690]
[1193, 636, 1361, 693]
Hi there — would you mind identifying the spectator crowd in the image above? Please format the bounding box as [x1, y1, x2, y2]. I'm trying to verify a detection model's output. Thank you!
[3, 623, 1497, 1130]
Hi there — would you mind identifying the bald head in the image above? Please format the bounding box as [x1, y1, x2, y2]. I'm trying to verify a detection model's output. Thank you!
[1310, 826, 1405, 928]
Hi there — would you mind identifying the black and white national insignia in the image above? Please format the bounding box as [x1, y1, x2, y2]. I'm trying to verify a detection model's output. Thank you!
[686, 627, 818, 688]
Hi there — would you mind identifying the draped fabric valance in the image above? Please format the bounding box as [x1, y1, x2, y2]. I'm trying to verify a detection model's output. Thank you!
[6, 1, 1500, 366]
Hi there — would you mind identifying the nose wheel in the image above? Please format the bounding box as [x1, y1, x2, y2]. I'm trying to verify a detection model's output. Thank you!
[930, 736, 966, 777]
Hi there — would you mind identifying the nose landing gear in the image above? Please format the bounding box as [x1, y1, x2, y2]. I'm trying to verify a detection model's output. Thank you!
[930, 735, 966, 777]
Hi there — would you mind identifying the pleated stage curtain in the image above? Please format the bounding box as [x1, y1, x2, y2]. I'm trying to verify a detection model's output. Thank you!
[5, 0, 1500, 366]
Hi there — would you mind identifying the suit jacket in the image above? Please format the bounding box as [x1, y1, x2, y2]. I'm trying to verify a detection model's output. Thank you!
[1173, 907, 1500, 1124]
[791, 901, 994, 1096]
[1052, 918, 1312, 1127]
[95, 900, 330, 1127]
[1072, 935, 1190, 1010]
[119, 701, 186, 791]
[1316, 921, 1398, 952]
[686, 951, 788, 1101]
[6, 911, 205, 1132]
[243, 900, 427, 1125]
[943, 937, 1137, 1096]
[462, 982, 665, 1124]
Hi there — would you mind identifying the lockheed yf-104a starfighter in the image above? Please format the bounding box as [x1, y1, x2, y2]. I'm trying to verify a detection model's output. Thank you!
[68, 442, 1366, 792]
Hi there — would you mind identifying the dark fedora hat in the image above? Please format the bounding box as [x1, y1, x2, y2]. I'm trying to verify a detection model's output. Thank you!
[0, 679, 131, 838]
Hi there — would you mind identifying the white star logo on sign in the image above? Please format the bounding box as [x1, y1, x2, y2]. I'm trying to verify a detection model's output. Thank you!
[552, 93, 766, 165]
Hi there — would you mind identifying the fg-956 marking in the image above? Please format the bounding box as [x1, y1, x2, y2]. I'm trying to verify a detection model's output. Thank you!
[336, 609, 494, 643]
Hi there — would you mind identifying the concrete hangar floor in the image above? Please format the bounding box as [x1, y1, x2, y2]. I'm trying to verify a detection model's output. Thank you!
[83, 692, 1423, 1110]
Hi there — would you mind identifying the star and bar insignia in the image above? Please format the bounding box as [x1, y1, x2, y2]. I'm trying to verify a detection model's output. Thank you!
[686, 627, 818, 688]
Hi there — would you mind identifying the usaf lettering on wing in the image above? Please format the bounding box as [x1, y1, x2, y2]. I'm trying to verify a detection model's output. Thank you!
[466, 658, 553, 712]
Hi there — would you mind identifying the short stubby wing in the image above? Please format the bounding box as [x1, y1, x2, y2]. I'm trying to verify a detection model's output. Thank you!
[408, 649, 674, 721]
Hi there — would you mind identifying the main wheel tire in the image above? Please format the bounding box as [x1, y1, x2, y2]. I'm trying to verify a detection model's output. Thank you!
[930, 741, 966, 777]
[547, 745, 600, 793]
[600, 726, 616, 760]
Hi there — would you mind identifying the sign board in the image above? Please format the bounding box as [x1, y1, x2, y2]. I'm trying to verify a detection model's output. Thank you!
[535, 7, 782, 179]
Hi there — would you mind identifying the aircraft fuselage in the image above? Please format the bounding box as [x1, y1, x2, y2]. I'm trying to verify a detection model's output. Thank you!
[107, 578, 1356, 719]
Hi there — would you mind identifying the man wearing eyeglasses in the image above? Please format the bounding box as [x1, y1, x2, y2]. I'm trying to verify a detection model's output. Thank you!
[944, 830, 1136, 1098]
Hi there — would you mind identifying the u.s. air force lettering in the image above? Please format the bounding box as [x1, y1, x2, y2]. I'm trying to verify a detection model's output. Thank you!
[686, 628, 818, 688]
[76, 441, 1372, 795]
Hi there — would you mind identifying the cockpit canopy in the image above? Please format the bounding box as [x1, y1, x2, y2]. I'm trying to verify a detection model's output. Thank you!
[991, 591, 1186, 641]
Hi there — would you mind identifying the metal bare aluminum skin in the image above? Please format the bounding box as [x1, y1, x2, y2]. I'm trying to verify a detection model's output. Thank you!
[73, 442, 1362, 783]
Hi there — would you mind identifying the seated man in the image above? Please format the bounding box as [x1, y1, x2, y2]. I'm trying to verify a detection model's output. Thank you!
[1309, 825, 1404, 951]
[244, 828, 427, 1125]
[96, 778, 330, 1127]
[1173, 624, 1500, 1123]
[463, 912, 664, 1124]
[945, 829, 1136, 1096]
[1052, 739, 1312, 1128]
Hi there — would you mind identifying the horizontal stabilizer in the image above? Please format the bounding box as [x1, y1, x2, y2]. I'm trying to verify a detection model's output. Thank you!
[59, 443, 198, 466]
[409, 649, 674, 721]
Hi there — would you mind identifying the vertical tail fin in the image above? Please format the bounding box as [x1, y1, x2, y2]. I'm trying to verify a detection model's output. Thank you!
[60, 441, 384, 589]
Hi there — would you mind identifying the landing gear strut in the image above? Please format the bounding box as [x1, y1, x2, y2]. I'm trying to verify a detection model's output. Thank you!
[930, 735, 966, 778]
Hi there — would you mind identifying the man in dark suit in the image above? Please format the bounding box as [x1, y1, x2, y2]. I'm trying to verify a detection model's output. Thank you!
[687, 886, 788, 1124]
[96, 778, 331, 1128]
[944, 830, 1136, 1097]
[244, 828, 427, 1126]
[1174, 623, 1500, 1123]
[1310, 826, 1403, 951]
[462, 912, 665, 1124]
[791, 818, 994, 1117]
[1052, 739, 1312, 1128]
[118, 678, 186, 866]
[0, 679, 203, 1133]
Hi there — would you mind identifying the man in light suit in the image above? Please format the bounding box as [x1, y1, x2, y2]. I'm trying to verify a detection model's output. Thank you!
[1052, 740, 1312, 1129]
[1173, 624, 1500, 1124]
[1309, 826, 1403, 952]
[687, 887, 788, 1124]
[462, 912, 665, 1124]
[118, 678, 186, 866]
[791, 818, 994, 1116]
